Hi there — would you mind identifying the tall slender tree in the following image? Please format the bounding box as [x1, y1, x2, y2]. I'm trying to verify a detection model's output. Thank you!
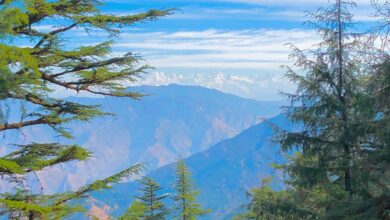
[273, 0, 389, 218]
[135, 177, 169, 220]
[239, 1, 389, 219]
[0, 0, 171, 218]
[173, 159, 209, 220]
[281, 0, 359, 195]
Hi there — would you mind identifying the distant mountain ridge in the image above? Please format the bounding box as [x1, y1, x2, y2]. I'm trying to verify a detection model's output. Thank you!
[130, 72, 295, 101]
[92, 114, 293, 220]
[0, 84, 282, 194]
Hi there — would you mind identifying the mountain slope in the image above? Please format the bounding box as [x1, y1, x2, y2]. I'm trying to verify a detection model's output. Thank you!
[93, 114, 293, 220]
[0, 84, 281, 193]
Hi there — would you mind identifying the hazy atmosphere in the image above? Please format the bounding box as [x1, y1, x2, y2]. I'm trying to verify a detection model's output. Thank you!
[0, 0, 389, 219]
[50, 0, 378, 100]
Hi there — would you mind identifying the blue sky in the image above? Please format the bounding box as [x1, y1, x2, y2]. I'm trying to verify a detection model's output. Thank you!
[44, 0, 381, 100]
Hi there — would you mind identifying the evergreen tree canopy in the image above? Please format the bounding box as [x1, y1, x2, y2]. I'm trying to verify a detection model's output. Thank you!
[135, 177, 169, 220]
[173, 159, 209, 220]
[119, 200, 147, 220]
[281, 0, 361, 194]
[241, 0, 389, 219]
[235, 178, 329, 220]
[0, 0, 171, 218]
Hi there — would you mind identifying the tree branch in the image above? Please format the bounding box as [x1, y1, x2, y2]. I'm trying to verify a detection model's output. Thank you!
[41, 72, 138, 98]
[51, 55, 131, 78]
[34, 23, 79, 49]
[0, 117, 54, 132]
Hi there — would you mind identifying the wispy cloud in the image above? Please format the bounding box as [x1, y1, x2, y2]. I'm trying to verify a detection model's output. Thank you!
[129, 71, 295, 101]
[54, 28, 311, 100]
[105, 0, 376, 6]
[50, 0, 384, 100]
[105, 29, 318, 71]
[104, 0, 381, 23]
[217, 0, 374, 6]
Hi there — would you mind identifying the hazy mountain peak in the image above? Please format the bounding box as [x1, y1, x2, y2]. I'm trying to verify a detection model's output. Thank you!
[1, 84, 283, 194]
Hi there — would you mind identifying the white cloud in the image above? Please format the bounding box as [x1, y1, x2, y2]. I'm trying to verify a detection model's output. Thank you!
[104, 0, 382, 23]
[218, 0, 375, 6]
[129, 71, 295, 101]
[56, 28, 313, 100]
[96, 29, 318, 71]
[104, 0, 378, 6]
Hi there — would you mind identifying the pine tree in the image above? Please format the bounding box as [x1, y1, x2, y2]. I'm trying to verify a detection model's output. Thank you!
[273, 0, 389, 218]
[0, 0, 171, 218]
[173, 159, 209, 220]
[240, 0, 390, 217]
[135, 177, 169, 220]
[119, 200, 146, 220]
[281, 0, 359, 194]
[362, 58, 390, 219]
[235, 178, 329, 220]
[238, 1, 390, 219]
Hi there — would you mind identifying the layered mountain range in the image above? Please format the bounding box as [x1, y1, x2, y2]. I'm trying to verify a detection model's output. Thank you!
[91, 114, 293, 220]
[0, 84, 282, 194]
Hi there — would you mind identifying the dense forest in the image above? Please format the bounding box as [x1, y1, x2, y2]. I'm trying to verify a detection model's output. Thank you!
[0, 0, 389, 219]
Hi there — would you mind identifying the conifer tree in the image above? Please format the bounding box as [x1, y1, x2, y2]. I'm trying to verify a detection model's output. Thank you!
[241, 0, 389, 219]
[281, 0, 359, 195]
[273, 0, 389, 218]
[362, 56, 390, 219]
[119, 200, 146, 220]
[350, 5, 390, 212]
[235, 178, 328, 220]
[0, 0, 171, 218]
[135, 177, 169, 220]
[173, 159, 209, 220]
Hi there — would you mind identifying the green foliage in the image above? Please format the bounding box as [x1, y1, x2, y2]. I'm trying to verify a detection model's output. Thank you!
[0, 159, 24, 174]
[173, 159, 209, 220]
[119, 200, 147, 220]
[134, 177, 169, 220]
[120, 166, 213, 220]
[0, 164, 143, 219]
[240, 0, 390, 219]
[120, 177, 169, 220]
[0, 189, 84, 220]
[278, 1, 390, 218]
[0, 0, 172, 218]
[54, 164, 143, 206]
[4, 143, 90, 173]
[236, 179, 329, 220]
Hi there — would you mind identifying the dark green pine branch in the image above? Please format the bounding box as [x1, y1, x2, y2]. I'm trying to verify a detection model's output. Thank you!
[0, 0, 173, 219]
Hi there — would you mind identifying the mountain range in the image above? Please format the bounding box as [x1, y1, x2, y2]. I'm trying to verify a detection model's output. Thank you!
[90, 113, 293, 220]
[129, 72, 294, 101]
[0, 84, 282, 194]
